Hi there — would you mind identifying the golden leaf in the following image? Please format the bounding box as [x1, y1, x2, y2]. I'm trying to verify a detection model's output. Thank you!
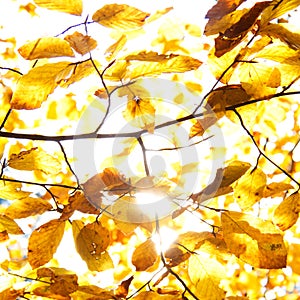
[264, 182, 294, 198]
[8, 147, 61, 175]
[146, 7, 173, 23]
[34, 0, 82, 15]
[0, 288, 25, 300]
[10, 62, 73, 110]
[64, 32, 97, 55]
[122, 97, 156, 133]
[5, 198, 52, 219]
[260, 23, 300, 50]
[18, 37, 74, 60]
[188, 247, 226, 300]
[261, 0, 300, 27]
[126, 51, 178, 62]
[129, 55, 202, 79]
[0, 180, 31, 201]
[273, 193, 300, 231]
[133, 291, 181, 300]
[131, 239, 158, 271]
[74, 221, 113, 271]
[189, 116, 218, 138]
[49, 274, 78, 297]
[92, 4, 150, 30]
[103, 60, 128, 81]
[28, 219, 65, 269]
[221, 211, 287, 268]
[76, 285, 116, 299]
[192, 161, 251, 203]
[234, 168, 266, 210]
[0, 214, 24, 234]
[105, 34, 127, 61]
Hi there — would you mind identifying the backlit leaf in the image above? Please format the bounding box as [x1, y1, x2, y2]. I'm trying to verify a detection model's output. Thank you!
[92, 4, 150, 30]
[28, 219, 65, 269]
[18, 37, 74, 60]
[0, 214, 24, 234]
[105, 34, 127, 61]
[129, 55, 202, 79]
[264, 182, 294, 198]
[189, 116, 217, 138]
[34, 0, 82, 15]
[0, 180, 31, 201]
[221, 211, 287, 268]
[122, 97, 156, 133]
[64, 32, 97, 55]
[132, 239, 157, 271]
[133, 291, 181, 300]
[273, 192, 300, 231]
[8, 147, 61, 175]
[75, 221, 113, 271]
[5, 198, 52, 219]
[0, 288, 25, 300]
[126, 51, 178, 62]
[192, 161, 251, 202]
[10, 62, 73, 109]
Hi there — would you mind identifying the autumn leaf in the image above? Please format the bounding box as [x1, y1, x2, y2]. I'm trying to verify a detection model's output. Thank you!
[115, 276, 133, 298]
[18, 37, 74, 60]
[92, 4, 150, 30]
[0, 180, 31, 201]
[0, 288, 25, 300]
[264, 182, 294, 198]
[125, 51, 178, 62]
[0, 214, 24, 234]
[28, 219, 65, 269]
[129, 55, 202, 79]
[74, 221, 113, 271]
[189, 116, 218, 138]
[64, 32, 97, 55]
[5, 198, 52, 219]
[234, 168, 267, 210]
[273, 192, 300, 231]
[132, 239, 158, 271]
[133, 291, 181, 300]
[122, 97, 156, 133]
[105, 34, 127, 61]
[34, 0, 82, 15]
[10, 62, 73, 109]
[8, 147, 61, 175]
[221, 211, 287, 268]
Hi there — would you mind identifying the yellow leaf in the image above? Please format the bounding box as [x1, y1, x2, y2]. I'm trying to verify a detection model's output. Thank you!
[76, 285, 116, 299]
[5, 198, 52, 219]
[260, 23, 300, 50]
[18, 37, 74, 60]
[92, 4, 150, 30]
[188, 248, 226, 300]
[0, 288, 25, 300]
[132, 239, 157, 271]
[28, 219, 65, 269]
[34, 0, 82, 15]
[189, 116, 218, 138]
[0, 214, 24, 234]
[192, 161, 251, 203]
[10, 62, 73, 110]
[273, 193, 300, 231]
[146, 6, 173, 23]
[261, 0, 300, 27]
[126, 51, 178, 62]
[0, 180, 31, 201]
[122, 97, 156, 133]
[74, 221, 113, 271]
[103, 60, 128, 81]
[8, 147, 61, 175]
[234, 168, 267, 210]
[129, 55, 202, 79]
[105, 34, 127, 61]
[133, 291, 181, 300]
[221, 211, 287, 268]
[64, 32, 97, 55]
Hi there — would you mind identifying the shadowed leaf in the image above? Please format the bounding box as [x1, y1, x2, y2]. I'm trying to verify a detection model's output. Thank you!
[132, 239, 157, 271]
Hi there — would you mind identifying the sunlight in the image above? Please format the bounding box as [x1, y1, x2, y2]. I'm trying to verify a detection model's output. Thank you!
[152, 226, 178, 253]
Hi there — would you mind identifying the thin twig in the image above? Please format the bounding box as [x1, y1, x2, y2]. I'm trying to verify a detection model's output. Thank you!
[137, 137, 150, 176]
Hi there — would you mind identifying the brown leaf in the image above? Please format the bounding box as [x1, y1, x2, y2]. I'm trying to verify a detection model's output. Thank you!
[34, 0, 82, 16]
[49, 274, 78, 297]
[8, 147, 61, 175]
[74, 221, 113, 271]
[92, 4, 150, 30]
[221, 211, 287, 268]
[214, 2, 270, 57]
[28, 219, 65, 269]
[64, 32, 97, 55]
[132, 239, 157, 271]
[189, 116, 218, 138]
[0, 288, 25, 300]
[273, 192, 300, 231]
[0, 215, 24, 234]
[115, 276, 133, 298]
[5, 197, 52, 219]
[133, 291, 181, 299]
[125, 51, 178, 62]
[18, 37, 74, 60]
[234, 168, 267, 210]
[263, 182, 294, 198]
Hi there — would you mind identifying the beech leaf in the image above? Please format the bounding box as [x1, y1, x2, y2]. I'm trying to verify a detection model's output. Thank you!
[132, 239, 158, 271]
[221, 211, 287, 268]
[28, 219, 65, 269]
[92, 4, 150, 30]
[64, 32, 97, 55]
[0, 214, 24, 234]
[34, 0, 82, 16]
[18, 37, 74, 60]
